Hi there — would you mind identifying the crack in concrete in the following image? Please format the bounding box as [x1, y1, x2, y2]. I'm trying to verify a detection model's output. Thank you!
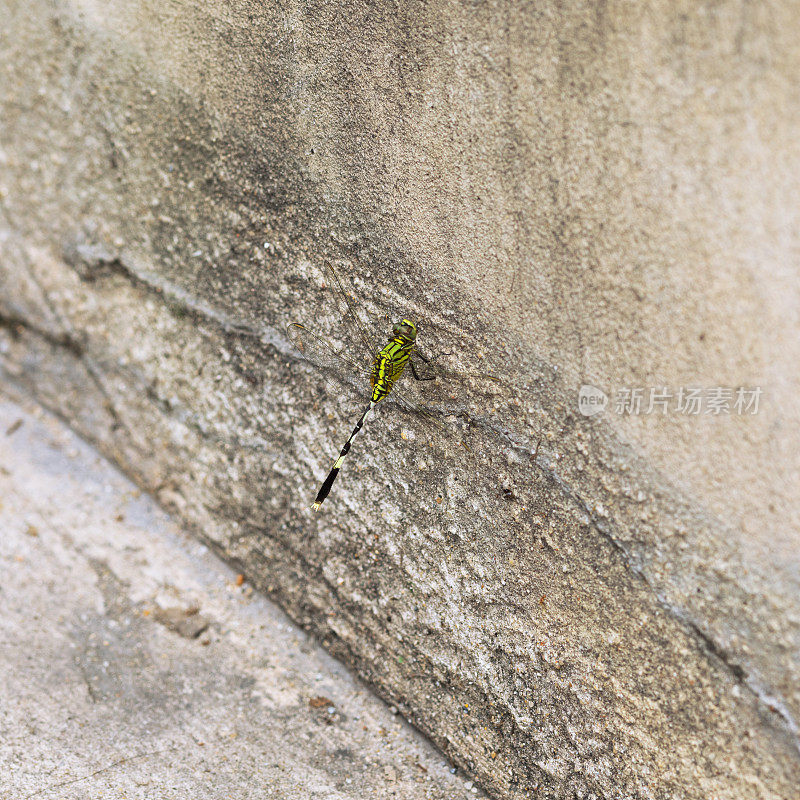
[0, 308, 85, 357]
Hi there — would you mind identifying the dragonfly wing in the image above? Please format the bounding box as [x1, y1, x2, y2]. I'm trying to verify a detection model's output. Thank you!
[389, 390, 447, 430]
[323, 261, 379, 364]
[287, 323, 368, 375]
[286, 321, 378, 412]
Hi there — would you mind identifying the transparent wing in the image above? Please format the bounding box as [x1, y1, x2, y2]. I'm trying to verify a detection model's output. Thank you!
[286, 322, 376, 424]
[411, 353, 502, 397]
[287, 323, 371, 379]
[389, 386, 447, 431]
[399, 354, 509, 432]
[431, 365, 501, 388]
[323, 261, 379, 363]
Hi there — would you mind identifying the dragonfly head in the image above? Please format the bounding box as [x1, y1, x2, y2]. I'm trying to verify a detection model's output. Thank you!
[392, 319, 417, 344]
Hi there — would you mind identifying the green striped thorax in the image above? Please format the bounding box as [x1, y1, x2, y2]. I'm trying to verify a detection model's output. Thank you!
[370, 318, 418, 402]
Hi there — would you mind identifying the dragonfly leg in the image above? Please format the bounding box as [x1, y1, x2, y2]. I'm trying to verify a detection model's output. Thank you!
[414, 348, 456, 365]
[410, 357, 436, 382]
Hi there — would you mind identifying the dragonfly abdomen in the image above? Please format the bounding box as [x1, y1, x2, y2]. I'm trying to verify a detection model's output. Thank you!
[311, 400, 377, 511]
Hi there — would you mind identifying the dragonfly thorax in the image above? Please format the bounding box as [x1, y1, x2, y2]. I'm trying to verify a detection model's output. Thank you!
[370, 319, 418, 402]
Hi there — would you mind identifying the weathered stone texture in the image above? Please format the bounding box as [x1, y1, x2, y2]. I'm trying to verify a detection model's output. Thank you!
[2, 1, 799, 798]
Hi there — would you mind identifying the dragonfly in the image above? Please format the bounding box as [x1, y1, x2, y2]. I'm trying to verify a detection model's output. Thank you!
[287, 262, 499, 511]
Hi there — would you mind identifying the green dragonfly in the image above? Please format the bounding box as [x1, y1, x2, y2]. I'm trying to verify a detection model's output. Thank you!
[287, 262, 499, 511]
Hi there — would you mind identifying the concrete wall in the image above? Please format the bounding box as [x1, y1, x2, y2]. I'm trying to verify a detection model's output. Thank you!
[2, 1, 799, 797]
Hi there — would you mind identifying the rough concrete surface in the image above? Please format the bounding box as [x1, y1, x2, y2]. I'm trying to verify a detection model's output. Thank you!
[0, 392, 484, 800]
[1, 1, 799, 798]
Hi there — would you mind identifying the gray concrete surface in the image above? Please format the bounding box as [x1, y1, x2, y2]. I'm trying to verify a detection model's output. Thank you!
[0, 391, 484, 800]
[2, 1, 800, 798]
